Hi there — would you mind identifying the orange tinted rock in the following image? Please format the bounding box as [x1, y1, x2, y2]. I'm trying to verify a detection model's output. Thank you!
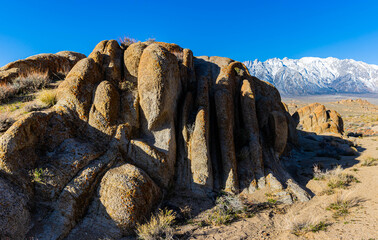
[0, 51, 85, 84]
[293, 103, 344, 135]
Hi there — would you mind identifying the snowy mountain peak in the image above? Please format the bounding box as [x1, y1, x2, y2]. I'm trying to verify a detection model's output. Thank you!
[243, 57, 378, 96]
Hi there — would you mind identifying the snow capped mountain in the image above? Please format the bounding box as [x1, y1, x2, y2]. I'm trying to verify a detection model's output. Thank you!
[243, 57, 378, 96]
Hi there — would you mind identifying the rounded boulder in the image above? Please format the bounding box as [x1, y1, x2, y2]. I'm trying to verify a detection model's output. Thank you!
[99, 164, 161, 234]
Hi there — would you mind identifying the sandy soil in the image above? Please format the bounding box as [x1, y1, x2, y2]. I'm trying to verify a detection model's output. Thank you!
[171, 97, 378, 240]
[173, 135, 378, 240]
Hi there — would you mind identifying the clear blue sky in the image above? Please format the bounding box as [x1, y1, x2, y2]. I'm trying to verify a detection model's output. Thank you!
[1, 0, 378, 67]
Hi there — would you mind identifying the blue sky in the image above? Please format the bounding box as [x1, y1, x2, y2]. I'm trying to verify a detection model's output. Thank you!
[1, 0, 378, 67]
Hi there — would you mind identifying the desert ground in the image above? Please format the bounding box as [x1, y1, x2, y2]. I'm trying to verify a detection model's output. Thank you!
[165, 96, 378, 240]
[170, 136, 377, 240]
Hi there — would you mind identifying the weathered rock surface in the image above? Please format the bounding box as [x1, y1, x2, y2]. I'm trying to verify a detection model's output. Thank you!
[0, 51, 86, 83]
[0, 40, 309, 239]
[0, 177, 30, 239]
[99, 164, 161, 234]
[292, 103, 344, 135]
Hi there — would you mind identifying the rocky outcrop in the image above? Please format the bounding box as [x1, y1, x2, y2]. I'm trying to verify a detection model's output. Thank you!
[0, 40, 309, 239]
[292, 103, 344, 135]
[0, 51, 86, 84]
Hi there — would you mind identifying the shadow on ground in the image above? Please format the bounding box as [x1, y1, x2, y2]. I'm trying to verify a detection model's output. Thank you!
[282, 130, 364, 196]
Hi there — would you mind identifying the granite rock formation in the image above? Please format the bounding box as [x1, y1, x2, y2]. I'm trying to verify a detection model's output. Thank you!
[292, 103, 344, 135]
[0, 40, 309, 239]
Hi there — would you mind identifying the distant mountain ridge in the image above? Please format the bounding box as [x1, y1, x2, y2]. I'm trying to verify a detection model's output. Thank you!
[243, 57, 378, 96]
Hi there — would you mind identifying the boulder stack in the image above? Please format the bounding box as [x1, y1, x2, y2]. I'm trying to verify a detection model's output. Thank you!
[292, 103, 344, 135]
[0, 40, 309, 239]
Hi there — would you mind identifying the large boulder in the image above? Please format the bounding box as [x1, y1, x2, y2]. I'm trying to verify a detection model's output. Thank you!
[292, 103, 344, 135]
[99, 164, 161, 234]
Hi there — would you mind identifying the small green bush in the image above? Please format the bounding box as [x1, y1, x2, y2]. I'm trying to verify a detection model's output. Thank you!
[31, 168, 48, 183]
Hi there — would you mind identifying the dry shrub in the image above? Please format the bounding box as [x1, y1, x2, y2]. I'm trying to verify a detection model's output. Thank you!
[0, 84, 19, 103]
[136, 209, 176, 240]
[0, 71, 50, 103]
[145, 38, 156, 43]
[51, 65, 71, 81]
[14, 71, 50, 92]
[119, 36, 137, 46]
[23, 102, 44, 112]
[206, 194, 249, 226]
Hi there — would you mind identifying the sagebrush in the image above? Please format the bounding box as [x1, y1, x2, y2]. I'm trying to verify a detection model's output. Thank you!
[0, 72, 50, 103]
[206, 194, 249, 226]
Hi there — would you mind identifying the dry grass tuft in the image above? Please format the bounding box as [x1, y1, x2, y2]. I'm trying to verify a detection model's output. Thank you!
[326, 192, 361, 218]
[313, 164, 343, 180]
[38, 90, 57, 107]
[361, 157, 378, 167]
[136, 209, 176, 240]
[179, 205, 192, 220]
[327, 173, 359, 189]
[281, 213, 329, 236]
[314, 165, 359, 195]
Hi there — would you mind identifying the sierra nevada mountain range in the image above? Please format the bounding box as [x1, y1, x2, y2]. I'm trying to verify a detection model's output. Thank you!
[244, 57, 378, 95]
